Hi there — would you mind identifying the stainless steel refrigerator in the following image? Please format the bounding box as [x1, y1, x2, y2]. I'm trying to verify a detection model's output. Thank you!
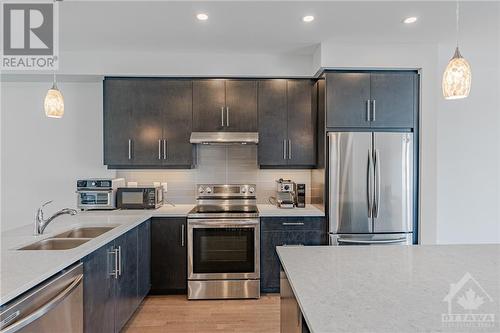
[328, 132, 414, 245]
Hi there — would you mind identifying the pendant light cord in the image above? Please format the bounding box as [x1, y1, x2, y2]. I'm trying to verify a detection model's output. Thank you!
[456, 1, 460, 48]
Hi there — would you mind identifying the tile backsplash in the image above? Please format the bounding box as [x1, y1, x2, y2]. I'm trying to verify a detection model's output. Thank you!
[117, 145, 311, 204]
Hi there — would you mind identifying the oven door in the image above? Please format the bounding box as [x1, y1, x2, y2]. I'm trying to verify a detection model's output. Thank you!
[188, 219, 260, 280]
[77, 191, 113, 209]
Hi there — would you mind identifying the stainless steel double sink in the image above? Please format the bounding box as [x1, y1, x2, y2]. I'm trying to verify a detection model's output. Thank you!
[18, 226, 117, 250]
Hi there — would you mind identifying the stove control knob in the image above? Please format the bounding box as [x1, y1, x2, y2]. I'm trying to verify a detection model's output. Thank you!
[198, 186, 204, 193]
[205, 187, 212, 194]
[248, 187, 255, 194]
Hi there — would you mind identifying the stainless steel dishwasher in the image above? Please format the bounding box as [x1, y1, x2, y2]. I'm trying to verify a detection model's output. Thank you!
[0, 263, 83, 333]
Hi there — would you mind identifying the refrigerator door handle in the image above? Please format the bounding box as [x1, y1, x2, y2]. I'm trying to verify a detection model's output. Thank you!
[367, 149, 374, 218]
[373, 149, 381, 218]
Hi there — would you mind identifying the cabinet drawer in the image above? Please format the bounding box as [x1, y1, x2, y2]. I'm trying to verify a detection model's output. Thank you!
[260, 217, 325, 232]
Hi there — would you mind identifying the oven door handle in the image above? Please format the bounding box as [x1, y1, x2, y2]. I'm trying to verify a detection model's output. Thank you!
[188, 220, 259, 227]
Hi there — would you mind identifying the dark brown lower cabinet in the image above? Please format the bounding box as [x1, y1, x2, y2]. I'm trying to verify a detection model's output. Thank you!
[83, 220, 151, 333]
[260, 217, 326, 293]
[150, 217, 187, 294]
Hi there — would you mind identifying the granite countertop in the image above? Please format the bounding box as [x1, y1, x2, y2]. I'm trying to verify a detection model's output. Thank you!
[277, 245, 500, 333]
[1, 203, 322, 305]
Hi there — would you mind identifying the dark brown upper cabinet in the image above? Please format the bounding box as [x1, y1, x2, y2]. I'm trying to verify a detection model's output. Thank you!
[325, 72, 418, 129]
[193, 79, 257, 132]
[103, 78, 195, 169]
[258, 79, 317, 168]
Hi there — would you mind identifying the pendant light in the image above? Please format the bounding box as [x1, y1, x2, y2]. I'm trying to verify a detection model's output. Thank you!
[442, 1, 472, 100]
[44, 73, 64, 118]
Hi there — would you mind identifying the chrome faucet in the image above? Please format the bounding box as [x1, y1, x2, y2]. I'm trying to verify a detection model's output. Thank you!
[34, 201, 78, 235]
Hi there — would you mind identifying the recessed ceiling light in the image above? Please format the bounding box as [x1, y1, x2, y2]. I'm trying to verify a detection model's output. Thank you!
[403, 16, 418, 24]
[302, 15, 314, 23]
[196, 13, 208, 21]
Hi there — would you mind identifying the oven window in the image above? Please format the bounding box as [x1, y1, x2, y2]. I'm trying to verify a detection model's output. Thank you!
[193, 228, 255, 274]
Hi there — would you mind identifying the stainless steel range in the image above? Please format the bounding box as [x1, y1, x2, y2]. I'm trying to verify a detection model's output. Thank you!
[187, 184, 260, 300]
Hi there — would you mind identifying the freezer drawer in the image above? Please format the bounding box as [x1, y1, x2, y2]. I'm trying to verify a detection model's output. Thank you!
[330, 233, 412, 246]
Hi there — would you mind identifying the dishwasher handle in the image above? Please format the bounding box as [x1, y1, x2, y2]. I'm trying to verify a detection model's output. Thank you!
[0, 274, 83, 333]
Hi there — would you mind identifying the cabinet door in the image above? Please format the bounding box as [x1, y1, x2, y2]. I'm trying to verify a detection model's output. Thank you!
[162, 80, 195, 167]
[114, 229, 139, 332]
[261, 231, 305, 293]
[225, 80, 258, 132]
[287, 80, 316, 167]
[137, 220, 151, 300]
[258, 80, 288, 167]
[193, 80, 226, 132]
[132, 80, 165, 166]
[370, 73, 416, 128]
[83, 244, 115, 333]
[326, 73, 371, 128]
[104, 80, 135, 166]
[151, 218, 187, 293]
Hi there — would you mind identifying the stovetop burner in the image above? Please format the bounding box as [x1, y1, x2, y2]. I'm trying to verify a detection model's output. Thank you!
[188, 184, 259, 219]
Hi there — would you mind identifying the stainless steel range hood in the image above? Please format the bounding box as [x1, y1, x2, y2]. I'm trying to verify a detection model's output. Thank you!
[190, 132, 258, 145]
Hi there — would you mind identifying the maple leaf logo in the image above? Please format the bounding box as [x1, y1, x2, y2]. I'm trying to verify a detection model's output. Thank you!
[457, 288, 485, 310]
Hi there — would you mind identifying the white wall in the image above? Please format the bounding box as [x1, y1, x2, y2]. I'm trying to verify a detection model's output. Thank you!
[0, 81, 114, 232]
[436, 40, 500, 243]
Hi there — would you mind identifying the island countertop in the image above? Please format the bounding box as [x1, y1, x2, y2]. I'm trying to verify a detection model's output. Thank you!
[277, 245, 500, 333]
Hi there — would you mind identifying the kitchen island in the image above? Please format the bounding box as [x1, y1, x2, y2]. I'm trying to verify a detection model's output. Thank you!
[277, 245, 500, 333]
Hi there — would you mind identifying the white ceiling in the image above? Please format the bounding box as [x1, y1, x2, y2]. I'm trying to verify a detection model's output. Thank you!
[60, 1, 499, 55]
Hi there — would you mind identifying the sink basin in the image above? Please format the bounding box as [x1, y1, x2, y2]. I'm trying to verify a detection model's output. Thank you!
[53, 226, 116, 239]
[18, 238, 90, 250]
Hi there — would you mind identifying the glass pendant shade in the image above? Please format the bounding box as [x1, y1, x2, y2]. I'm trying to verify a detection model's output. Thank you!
[442, 47, 472, 100]
[44, 83, 64, 118]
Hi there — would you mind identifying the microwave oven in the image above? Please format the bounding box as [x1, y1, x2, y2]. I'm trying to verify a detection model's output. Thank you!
[116, 187, 163, 209]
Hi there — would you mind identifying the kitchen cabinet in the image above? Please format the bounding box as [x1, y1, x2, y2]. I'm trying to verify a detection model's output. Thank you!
[151, 217, 187, 294]
[193, 79, 258, 132]
[83, 222, 151, 333]
[83, 243, 115, 333]
[325, 71, 418, 129]
[260, 217, 326, 293]
[114, 229, 139, 331]
[103, 78, 195, 169]
[258, 79, 317, 168]
[137, 220, 151, 300]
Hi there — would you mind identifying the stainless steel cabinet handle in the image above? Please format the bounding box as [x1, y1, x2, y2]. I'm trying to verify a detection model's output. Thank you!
[282, 222, 305, 226]
[108, 247, 119, 279]
[372, 100, 376, 121]
[128, 139, 132, 160]
[373, 149, 381, 218]
[367, 149, 374, 218]
[288, 140, 292, 160]
[226, 106, 230, 127]
[158, 140, 162, 160]
[117, 245, 122, 276]
[221, 107, 225, 127]
[283, 140, 287, 160]
[181, 224, 185, 247]
[0, 274, 83, 333]
[366, 100, 371, 121]
[163, 140, 167, 160]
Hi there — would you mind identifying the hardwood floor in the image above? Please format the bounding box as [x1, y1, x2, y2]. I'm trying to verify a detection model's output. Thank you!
[123, 294, 280, 333]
